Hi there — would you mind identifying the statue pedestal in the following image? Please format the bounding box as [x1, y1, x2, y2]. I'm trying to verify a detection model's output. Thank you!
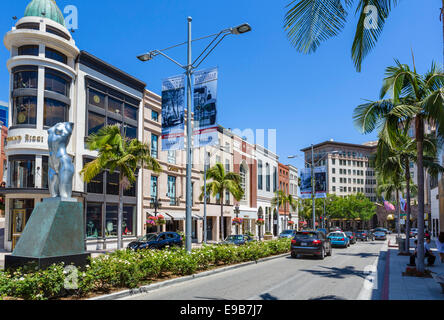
[5, 200, 90, 270]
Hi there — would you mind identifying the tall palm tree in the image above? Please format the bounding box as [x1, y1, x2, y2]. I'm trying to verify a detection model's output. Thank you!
[284, 0, 399, 72]
[354, 60, 444, 272]
[80, 125, 161, 249]
[199, 163, 244, 241]
[271, 190, 298, 230]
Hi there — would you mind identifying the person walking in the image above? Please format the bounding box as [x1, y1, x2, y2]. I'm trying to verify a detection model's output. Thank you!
[435, 232, 444, 263]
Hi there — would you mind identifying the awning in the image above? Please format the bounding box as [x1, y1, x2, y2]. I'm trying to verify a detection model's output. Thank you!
[238, 210, 258, 220]
[163, 211, 203, 221]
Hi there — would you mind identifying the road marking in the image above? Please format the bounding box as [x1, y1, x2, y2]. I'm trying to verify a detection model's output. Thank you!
[356, 239, 388, 300]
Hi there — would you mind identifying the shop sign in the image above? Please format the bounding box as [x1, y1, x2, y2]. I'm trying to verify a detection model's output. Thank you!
[7, 134, 44, 144]
[168, 165, 180, 172]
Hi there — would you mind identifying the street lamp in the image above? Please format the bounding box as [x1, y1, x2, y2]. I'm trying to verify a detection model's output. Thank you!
[149, 182, 162, 233]
[288, 149, 338, 230]
[138, 18, 251, 252]
[234, 205, 240, 235]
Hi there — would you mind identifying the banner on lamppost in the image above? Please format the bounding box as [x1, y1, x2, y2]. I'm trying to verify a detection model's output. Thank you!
[314, 166, 327, 199]
[300, 168, 312, 199]
[161, 75, 185, 151]
[193, 67, 219, 148]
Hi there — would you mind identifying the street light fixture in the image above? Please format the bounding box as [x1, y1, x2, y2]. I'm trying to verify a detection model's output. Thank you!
[138, 18, 251, 253]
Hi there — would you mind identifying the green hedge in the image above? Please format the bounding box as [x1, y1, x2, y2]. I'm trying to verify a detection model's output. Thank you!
[0, 239, 290, 300]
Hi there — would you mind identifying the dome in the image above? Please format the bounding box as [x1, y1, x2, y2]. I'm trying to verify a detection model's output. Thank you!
[24, 0, 66, 27]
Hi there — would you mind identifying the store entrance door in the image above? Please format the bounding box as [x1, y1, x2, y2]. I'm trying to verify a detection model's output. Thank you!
[12, 209, 26, 250]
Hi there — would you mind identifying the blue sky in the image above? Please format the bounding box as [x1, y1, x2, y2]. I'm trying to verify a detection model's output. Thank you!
[0, 0, 442, 170]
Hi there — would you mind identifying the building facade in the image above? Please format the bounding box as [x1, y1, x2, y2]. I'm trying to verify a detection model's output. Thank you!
[2, 0, 146, 251]
[288, 164, 299, 228]
[278, 163, 290, 230]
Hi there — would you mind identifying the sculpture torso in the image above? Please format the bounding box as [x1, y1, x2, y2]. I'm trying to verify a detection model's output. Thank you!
[47, 122, 75, 200]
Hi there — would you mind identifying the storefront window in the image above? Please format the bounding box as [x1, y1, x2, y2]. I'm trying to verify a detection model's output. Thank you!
[10, 156, 35, 188]
[122, 205, 136, 236]
[125, 125, 137, 140]
[105, 205, 118, 237]
[88, 112, 105, 135]
[13, 69, 38, 89]
[42, 156, 48, 189]
[45, 47, 67, 64]
[44, 98, 69, 127]
[13, 96, 37, 126]
[168, 176, 176, 205]
[108, 97, 123, 115]
[151, 134, 158, 158]
[104, 204, 136, 237]
[86, 203, 102, 238]
[84, 159, 104, 194]
[151, 176, 158, 198]
[9, 199, 35, 242]
[45, 69, 70, 96]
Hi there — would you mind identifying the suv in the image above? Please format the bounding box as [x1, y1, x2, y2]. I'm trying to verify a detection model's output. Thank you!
[355, 230, 371, 241]
[127, 232, 183, 250]
[291, 230, 332, 260]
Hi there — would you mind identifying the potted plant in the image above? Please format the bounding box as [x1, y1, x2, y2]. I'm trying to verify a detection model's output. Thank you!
[256, 218, 265, 226]
[288, 221, 295, 229]
[264, 232, 273, 240]
[157, 214, 166, 225]
[232, 217, 243, 225]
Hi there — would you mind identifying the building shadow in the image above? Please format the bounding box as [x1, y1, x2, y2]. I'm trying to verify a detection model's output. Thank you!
[300, 265, 367, 280]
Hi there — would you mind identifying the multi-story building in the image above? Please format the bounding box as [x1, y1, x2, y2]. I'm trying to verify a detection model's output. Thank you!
[288, 164, 299, 227]
[278, 163, 290, 230]
[301, 141, 378, 201]
[142, 89, 203, 243]
[2, 0, 146, 251]
[0, 101, 8, 127]
[255, 144, 279, 237]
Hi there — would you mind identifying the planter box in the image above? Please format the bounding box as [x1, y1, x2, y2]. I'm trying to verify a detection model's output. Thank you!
[263, 235, 273, 240]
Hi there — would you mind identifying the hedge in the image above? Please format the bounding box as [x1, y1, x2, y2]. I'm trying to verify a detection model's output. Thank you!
[0, 239, 290, 300]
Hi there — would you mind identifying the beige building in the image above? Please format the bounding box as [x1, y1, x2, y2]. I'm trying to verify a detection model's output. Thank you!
[142, 89, 203, 243]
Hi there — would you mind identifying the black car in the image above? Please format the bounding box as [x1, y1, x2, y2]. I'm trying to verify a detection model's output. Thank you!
[355, 230, 371, 241]
[291, 230, 332, 260]
[127, 232, 183, 250]
[221, 234, 255, 246]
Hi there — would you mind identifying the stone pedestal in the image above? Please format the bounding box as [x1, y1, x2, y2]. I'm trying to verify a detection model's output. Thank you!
[5, 200, 90, 270]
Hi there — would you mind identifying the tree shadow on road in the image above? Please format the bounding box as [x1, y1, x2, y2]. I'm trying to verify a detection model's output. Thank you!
[193, 296, 229, 300]
[309, 295, 346, 300]
[259, 293, 278, 300]
[335, 252, 379, 258]
[300, 265, 366, 280]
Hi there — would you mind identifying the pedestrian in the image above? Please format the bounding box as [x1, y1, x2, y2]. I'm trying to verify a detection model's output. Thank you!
[436, 232, 444, 263]
[408, 238, 436, 267]
[408, 240, 418, 267]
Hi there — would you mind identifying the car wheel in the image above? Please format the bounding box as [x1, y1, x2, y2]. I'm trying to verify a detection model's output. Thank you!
[327, 247, 332, 256]
[291, 251, 297, 259]
[319, 248, 325, 260]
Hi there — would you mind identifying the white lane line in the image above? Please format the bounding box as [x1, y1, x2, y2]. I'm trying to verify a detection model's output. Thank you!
[356, 239, 388, 300]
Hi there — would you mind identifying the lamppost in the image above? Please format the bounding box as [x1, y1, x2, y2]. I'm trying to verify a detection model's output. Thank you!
[288, 149, 338, 230]
[149, 181, 162, 233]
[234, 204, 240, 235]
[138, 19, 251, 252]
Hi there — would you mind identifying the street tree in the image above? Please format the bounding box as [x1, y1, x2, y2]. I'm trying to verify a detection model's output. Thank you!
[81, 125, 161, 249]
[271, 190, 298, 230]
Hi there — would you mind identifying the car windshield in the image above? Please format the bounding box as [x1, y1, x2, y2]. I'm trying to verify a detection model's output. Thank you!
[329, 232, 343, 237]
[295, 232, 317, 239]
[226, 235, 243, 241]
[282, 230, 294, 234]
[138, 234, 157, 242]
[345, 232, 353, 236]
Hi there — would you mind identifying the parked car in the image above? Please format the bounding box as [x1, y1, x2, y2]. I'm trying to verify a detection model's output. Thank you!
[327, 231, 350, 248]
[374, 227, 390, 234]
[221, 234, 254, 246]
[373, 231, 387, 240]
[355, 230, 371, 241]
[279, 229, 297, 239]
[409, 228, 419, 238]
[344, 231, 357, 244]
[330, 227, 342, 232]
[291, 230, 332, 260]
[316, 228, 328, 236]
[127, 232, 183, 250]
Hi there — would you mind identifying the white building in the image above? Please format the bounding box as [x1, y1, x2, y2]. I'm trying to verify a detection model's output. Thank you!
[288, 164, 299, 228]
[2, 0, 146, 251]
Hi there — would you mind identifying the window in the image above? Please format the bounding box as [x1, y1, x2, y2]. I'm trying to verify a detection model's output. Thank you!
[88, 112, 105, 135]
[13, 96, 37, 126]
[86, 203, 102, 239]
[46, 25, 70, 41]
[108, 97, 122, 115]
[84, 159, 104, 193]
[151, 110, 159, 122]
[240, 165, 247, 201]
[332, 168, 336, 174]
[332, 186, 336, 192]
[151, 176, 158, 198]
[18, 45, 39, 56]
[273, 167, 277, 192]
[89, 89, 106, 109]
[258, 160, 263, 190]
[106, 172, 119, 195]
[225, 159, 230, 172]
[332, 177, 336, 183]
[168, 150, 176, 164]
[44, 98, 69, 127]
[16, 23, 40, 30]
[104, 204, 136, 237]
[45, 69, 70, 96]
[45, 47, 67, 64]
[124, 104, 138, 121]
[9, 155, 35, 188]
[124, 125, 137, 140]
[42, 156, 48, 189]
[332, 159, 335, 165]
[151, 134, 158, 158]
[13, 67, 38, 89]
[168, 176, 176, 205]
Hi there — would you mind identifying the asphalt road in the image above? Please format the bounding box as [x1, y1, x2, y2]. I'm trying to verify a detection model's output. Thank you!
[123, 239, 388, 300]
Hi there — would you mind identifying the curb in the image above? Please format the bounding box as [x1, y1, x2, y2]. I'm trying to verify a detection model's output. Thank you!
[88, 252, 290, 300]
[381, 248, 391, 300]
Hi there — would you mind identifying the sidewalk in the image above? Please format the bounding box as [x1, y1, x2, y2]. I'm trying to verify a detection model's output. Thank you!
[386, 234, 444, 300]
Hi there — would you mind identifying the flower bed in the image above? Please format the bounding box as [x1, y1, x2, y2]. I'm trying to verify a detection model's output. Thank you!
[0, 239, 290, 300]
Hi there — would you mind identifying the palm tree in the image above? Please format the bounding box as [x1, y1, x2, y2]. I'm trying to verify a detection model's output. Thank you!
[354, 60, 444, 272]
[271, 190, 298, 230]
[80, 125, 161, 249]
[284, 0, 399, 72]
[199, 163, 244, 241]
